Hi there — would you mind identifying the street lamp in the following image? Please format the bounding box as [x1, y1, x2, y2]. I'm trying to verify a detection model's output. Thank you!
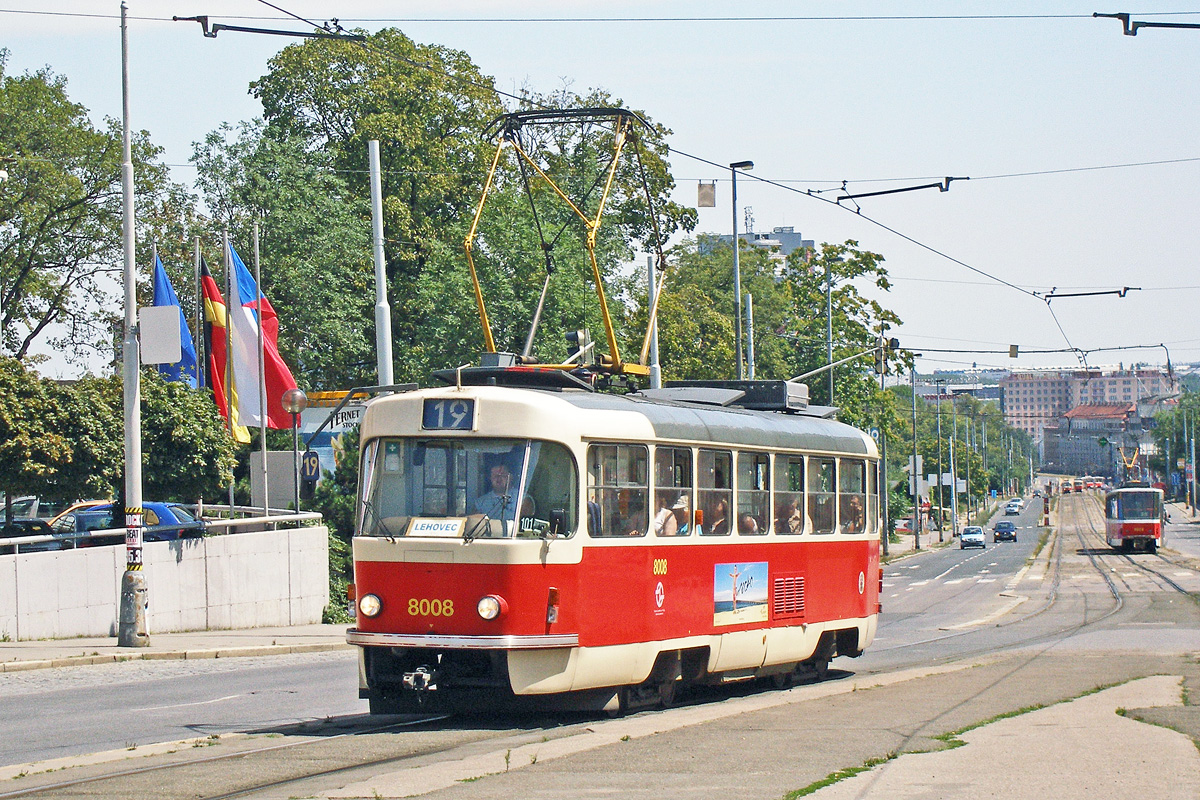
[282, 388, 308, 511]
[730, 160, 753, 380]
[934, 378, 947, 542]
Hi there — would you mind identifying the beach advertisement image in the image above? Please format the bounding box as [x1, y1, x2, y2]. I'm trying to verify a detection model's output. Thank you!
[713, 562, 769, 626]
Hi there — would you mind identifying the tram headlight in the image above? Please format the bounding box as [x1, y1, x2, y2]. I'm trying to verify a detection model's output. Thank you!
[358, 594, 382, 618]
[477, 594, 508, 620]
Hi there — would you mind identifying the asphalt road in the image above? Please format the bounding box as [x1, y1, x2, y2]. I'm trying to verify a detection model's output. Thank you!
[4, 493, 1200, 800]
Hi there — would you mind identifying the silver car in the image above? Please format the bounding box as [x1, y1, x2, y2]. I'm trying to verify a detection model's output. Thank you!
[960, 526, 986, 550]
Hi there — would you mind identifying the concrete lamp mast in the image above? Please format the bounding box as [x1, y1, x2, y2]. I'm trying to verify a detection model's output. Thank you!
[729, 160, 753, 379]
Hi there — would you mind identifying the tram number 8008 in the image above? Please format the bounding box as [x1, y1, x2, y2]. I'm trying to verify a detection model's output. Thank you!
[408, 598, 455, 617]
[653, 558, 668, 575]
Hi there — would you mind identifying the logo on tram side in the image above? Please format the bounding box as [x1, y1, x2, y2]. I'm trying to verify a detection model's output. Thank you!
[713, 562, 769, 626]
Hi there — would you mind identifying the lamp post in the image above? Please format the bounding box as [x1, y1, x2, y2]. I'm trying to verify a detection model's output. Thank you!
[730, 160, 753, 380]
[117, 1, 148, 648]
[934, 378, 946, 542]
[282, 388, 308, 512]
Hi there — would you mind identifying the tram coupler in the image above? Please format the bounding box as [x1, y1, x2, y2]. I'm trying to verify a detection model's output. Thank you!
[402, 666, 437, 692]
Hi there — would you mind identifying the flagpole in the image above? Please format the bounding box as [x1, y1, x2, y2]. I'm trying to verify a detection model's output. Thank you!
[224, 229, 235, 518]
[193, 237, 202, 389]
[254, 221, 268, 519]
[117, 1, 148, 648]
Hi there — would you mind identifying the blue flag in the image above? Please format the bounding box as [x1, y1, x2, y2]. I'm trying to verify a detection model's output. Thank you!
[153, 255, 199, 388]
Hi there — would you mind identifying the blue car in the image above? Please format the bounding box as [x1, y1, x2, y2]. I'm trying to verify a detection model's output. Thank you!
[51, 502, 206, 546]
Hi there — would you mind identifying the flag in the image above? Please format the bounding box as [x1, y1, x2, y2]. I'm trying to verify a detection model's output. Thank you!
[228, 244, 299, 429]
[200, 259, 250, 443]
[152, 256, 199, 388]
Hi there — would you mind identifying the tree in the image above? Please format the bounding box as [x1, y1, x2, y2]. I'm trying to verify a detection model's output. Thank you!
[0, 51, 176, 366]
[0, 357, 70, 519]
[192, 122, 376, 388]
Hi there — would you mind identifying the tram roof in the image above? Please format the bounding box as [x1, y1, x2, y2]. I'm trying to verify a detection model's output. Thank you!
[552, 389, 874, 455]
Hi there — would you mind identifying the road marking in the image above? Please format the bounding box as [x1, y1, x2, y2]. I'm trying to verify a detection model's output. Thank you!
[977, 578, 996, 583]
[944, 579, 965, 585]
[129, 694, 242, 712]
[911, 580, 929, 586]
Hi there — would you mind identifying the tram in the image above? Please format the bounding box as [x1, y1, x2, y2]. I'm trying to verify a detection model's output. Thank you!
[1104, 484, 1164, 553]
[346, 372, 882, 713]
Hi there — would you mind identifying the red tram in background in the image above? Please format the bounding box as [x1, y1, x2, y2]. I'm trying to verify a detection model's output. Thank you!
[1104, 484, 1164, 553]
[346, 372, 882, 714]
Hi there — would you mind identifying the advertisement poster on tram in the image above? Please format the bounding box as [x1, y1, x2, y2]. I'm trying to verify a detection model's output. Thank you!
[713, 562, 769, 625]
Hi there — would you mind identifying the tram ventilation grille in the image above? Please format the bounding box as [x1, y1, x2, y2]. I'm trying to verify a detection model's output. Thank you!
[773, 574, 805, 620]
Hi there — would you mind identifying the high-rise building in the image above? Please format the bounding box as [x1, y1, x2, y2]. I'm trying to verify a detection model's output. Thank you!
[1001, 367, 1175, 440]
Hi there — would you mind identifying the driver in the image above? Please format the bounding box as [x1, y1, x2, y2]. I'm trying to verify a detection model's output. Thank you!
[475, 463, 534, 521]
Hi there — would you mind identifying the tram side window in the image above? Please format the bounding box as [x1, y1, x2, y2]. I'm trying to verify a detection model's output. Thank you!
[699, 449, 733, 536]
[736, 452, 770, 535]
[653, 447, 695, 537]
[588, 444, 649, 537]
[808, 457, 836, 535]
[774, 455, 805, 534]
[865, 461, 878, 536]
[839, 459, 866, 534]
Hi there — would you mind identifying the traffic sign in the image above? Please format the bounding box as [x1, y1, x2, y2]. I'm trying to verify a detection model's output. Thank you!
[301, 450, 322, 483]
[869, 427, 880, 441]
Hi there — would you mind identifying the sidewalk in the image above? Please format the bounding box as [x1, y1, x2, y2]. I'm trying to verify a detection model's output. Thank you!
[0, 622, 351, 673]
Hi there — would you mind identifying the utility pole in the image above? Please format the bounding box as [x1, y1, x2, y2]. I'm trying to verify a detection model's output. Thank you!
[730, 160, 753, 379]
[117, 1, 148, 648]
[879, 368, 888, 556]
[826, 261, 834, 403]
[910, 368, 921, 550]
[950, 400, 959, 536]
[935, 379, 945, 541]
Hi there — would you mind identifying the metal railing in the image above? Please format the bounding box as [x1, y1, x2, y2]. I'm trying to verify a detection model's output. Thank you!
[1, 510, 324, 554]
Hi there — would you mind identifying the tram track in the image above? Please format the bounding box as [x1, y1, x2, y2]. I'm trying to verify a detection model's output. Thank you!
[1074, 493, 1196, 599]
[0, 713, 562, 800]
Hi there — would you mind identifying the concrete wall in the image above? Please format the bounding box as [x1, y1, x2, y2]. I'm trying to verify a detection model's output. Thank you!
[0, 526, 329, 641]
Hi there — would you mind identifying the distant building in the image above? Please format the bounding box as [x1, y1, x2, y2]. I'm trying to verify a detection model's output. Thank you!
[716, 226, 816, 261]
[1042, 404, 1135, 477]
[1000, 366, 1176, 441]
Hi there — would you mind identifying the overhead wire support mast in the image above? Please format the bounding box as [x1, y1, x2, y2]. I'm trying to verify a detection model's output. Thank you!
[1041, 286, 1141, 301]
[172, 15, 366, 40]
[837, 176, 967, 206]
[1094, 12, 1200, 36]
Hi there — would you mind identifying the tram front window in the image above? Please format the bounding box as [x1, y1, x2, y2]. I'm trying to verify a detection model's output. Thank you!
[1112, 492, 1160, 521]
[359, 438, 577, 538]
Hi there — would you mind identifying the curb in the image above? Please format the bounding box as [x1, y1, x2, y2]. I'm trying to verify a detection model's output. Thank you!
[0, 641, 352, 673]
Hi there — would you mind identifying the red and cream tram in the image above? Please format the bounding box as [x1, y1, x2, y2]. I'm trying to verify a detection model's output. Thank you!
[346, 371, 882, 713]
[1104, 484, 1164, 553]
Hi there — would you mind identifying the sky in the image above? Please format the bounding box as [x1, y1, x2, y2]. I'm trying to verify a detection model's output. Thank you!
[6, 1, 1200, 380]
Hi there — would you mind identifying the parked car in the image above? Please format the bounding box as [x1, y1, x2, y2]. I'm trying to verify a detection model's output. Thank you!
[994, 520, 1017, 542]
[0, 519, 60, 552]
[51, 502, 205, 546]
[3, 496, 67, 520]
[960, 526, 986, 549]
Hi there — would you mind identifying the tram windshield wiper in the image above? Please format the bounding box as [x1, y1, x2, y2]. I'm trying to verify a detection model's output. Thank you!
[464, 515, 489, 543]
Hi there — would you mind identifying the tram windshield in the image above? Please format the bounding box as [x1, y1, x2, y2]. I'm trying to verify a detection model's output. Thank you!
[358, 437, 578, 539]
[1107, 491, 1162, 521]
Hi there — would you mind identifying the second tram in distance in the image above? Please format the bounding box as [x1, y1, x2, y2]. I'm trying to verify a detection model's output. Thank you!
[1104, 484, 1164, 553]
[347, 371, 882, 713]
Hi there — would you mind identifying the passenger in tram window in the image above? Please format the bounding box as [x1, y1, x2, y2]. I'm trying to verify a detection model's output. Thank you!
[737, 513, 759, 534]
[475, 463, 534, 521]
[842, 495, 865, 533]
[653, 493, 691, 536]
[776, 498, 803, 534]
[707, 498, 729, 535]
[587, 500, 602, 535]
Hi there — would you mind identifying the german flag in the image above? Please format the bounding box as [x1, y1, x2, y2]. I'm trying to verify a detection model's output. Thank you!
[201, 259, 250, 443]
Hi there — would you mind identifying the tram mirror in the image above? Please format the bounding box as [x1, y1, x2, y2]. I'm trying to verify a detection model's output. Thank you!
[548, 509, 567, 538]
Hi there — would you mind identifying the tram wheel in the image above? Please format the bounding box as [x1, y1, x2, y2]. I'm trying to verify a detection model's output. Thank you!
[1147, 540, 1158, 554]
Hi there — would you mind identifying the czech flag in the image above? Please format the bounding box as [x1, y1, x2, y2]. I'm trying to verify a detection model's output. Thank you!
[200, 259, 249, 443]
[227, 244, 299, 429]
[152, 256, 199, 388]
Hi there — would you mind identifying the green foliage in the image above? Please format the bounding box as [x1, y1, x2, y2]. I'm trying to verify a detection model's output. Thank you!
[0, 358, 235, 512]
[0, 51, 177, 365]
[312, 427, 359, 622]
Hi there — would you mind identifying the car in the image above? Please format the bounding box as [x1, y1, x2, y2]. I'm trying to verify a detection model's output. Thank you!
[960, 526, 986, 549]
[994, 520, 1017, 542]
[1004, 501, 1022, 515]
[50, 502, 205, 546]
[0, 519, 61, 552]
